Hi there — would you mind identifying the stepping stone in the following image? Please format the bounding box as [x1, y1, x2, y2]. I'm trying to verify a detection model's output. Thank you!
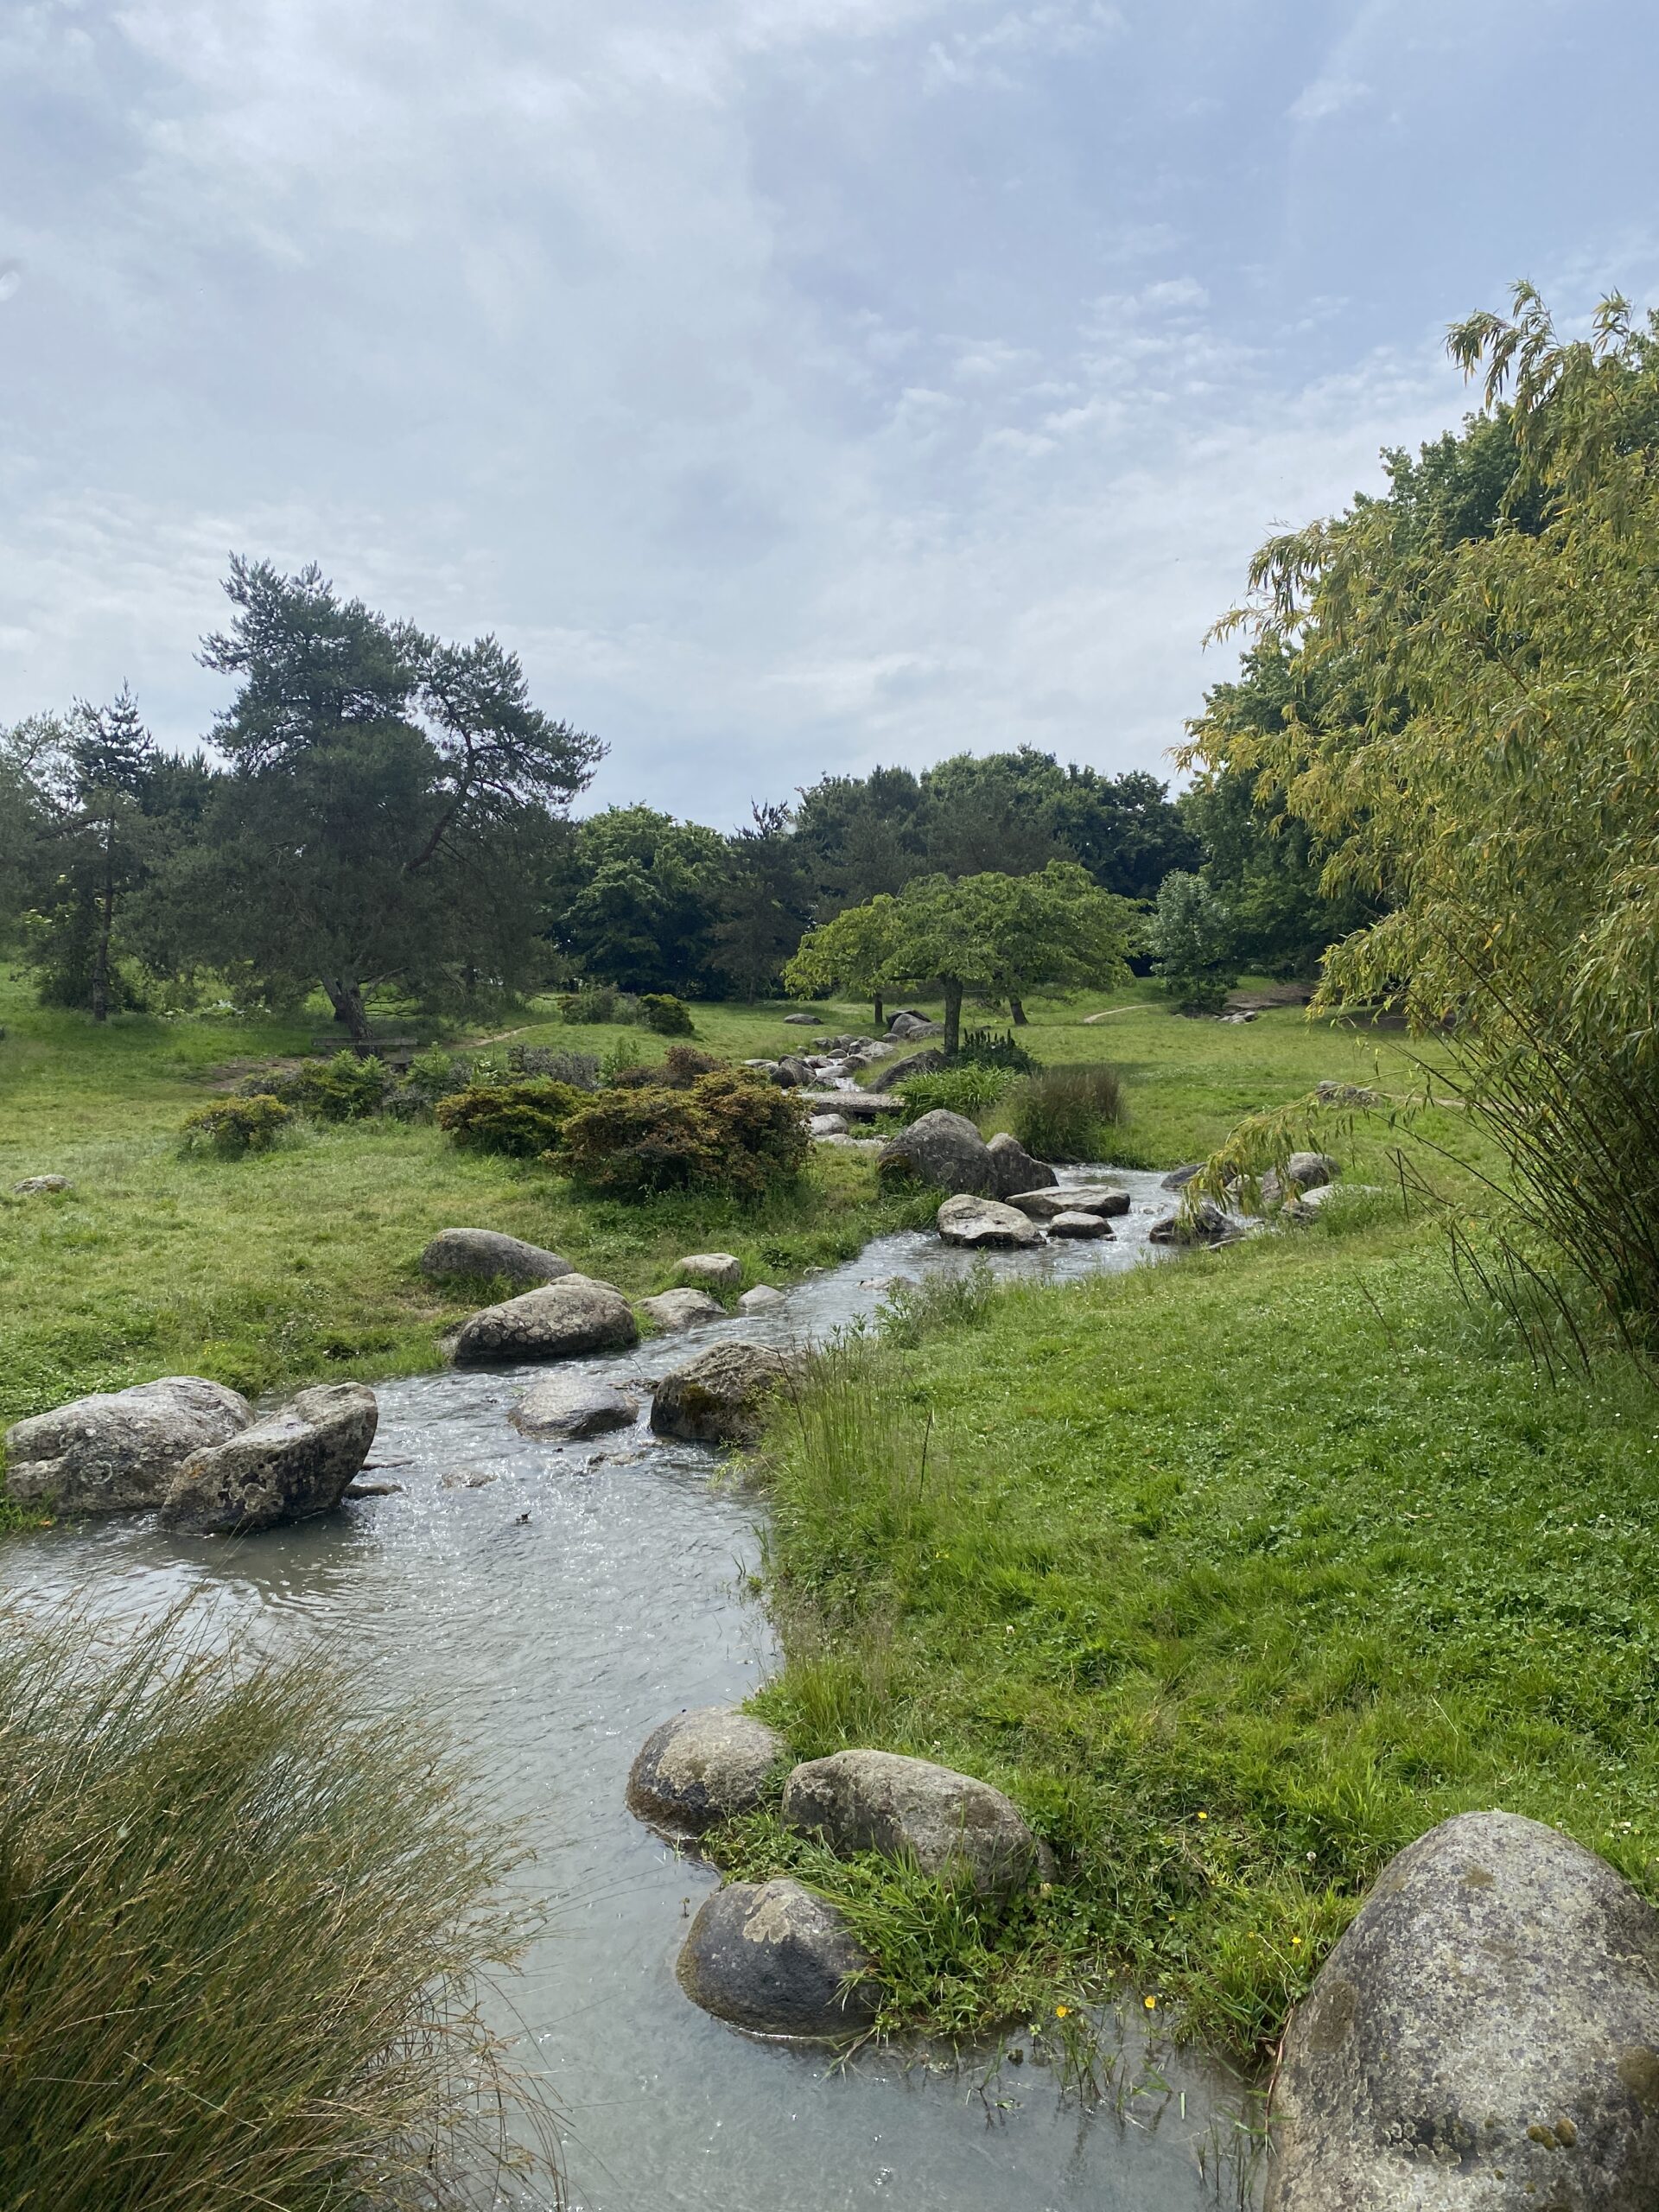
[1046, 1210, 1114, 1239]
[639, 1288, 725, 1332]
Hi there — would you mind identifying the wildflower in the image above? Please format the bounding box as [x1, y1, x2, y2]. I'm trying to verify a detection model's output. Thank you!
[1197, 1811, 1208, 1821]
[1292, 1936, 1302, 1948]
[1144, 1995, 1157, 2011]
[1054, 2005, 1070, 2018]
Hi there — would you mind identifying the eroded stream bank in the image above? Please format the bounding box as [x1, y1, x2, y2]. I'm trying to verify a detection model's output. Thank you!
[3, 1168, 1257, 2210]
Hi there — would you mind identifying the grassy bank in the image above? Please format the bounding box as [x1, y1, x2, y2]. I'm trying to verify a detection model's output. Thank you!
[745, 1199, 1659, 2058]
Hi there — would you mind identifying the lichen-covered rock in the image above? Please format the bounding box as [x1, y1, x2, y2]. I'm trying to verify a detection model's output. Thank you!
[677, 1252, 743, 1294]
[677, 1878, 878, 2038]
[879, 1109, 997, 1195]
[649, 1340, 802, 1446]
[451, 1274, 639, 1365]
[782, 1749, 1046, 1899]
[4, 1378, 253, 1515]
[12, 1174, 72, 1194]
[640, 1287, 725, 1332]
[1046, 1210, 1115, 1239]
[936, 1193, 1041, 1249]
[1007, 1184, 1131, 1221]
[159, 1383, 377, 1535]
[986, 1132, 1055, 1198]
[626, 1706, 787, 1834]
[510, 1378, 638, 1438]
[419, 1228, 571, 1287]
[1268, 1810, 1659, 2211]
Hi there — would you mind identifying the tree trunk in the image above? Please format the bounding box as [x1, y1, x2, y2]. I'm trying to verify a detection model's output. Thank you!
[321, 977, 372, 1050]
[90, 822, 115, 1023]
[1009, 996, 1028, 1027]
[943, 980, 963, 1059]
[872, 994, 884, 1033]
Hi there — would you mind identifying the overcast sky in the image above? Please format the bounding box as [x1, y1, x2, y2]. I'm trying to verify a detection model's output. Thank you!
[3, 0, 1655, 825]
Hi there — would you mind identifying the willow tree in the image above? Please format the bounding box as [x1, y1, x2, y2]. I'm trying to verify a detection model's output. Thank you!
[1184, 284, 1659, 1341]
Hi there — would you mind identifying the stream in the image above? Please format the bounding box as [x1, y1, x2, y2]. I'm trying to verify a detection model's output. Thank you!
[3, 1165, 1256, 2211]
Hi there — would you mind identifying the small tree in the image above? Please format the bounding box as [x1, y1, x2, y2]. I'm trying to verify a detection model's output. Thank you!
[779, 893, 902, 1031]
[1145, 870, 1237, 1012]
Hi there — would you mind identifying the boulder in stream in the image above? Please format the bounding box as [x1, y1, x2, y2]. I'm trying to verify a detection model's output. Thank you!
[1148, 1198, 1246, 1246]
[159, 1382, 378, 1535]
[511, 1377, 638, 1438]
[986, 1133, 1055, 1198]
[1007, 1184, 1130, 1221]
[936, 1193, 1041, 1249]
[677, 1878, 879, 2037]
[452, 1274, 639, 1365]
[419, 1228, 571, 1287]
[650, 1339, 802, 1446]
[676, 1252, 744, 1294]
[782, 1749, 1047, 1899]
[1268, 1809, 1659, 2211]
[626, 1705, 788, 1834]
[739, 1283, 785, 1312]
[879, 1109, 996, 1195]
[1047, 1210, 1115, 1240]
[4, 1377, 253, 1515]
[640, 1287, 725, 1332]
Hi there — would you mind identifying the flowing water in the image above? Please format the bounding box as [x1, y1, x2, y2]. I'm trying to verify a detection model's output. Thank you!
[3, 1166, 1257, 2211]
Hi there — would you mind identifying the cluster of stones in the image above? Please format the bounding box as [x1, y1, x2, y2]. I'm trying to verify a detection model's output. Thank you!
[1145, 1152, 1351, 1246]
[626, 1709, 1049, 2038]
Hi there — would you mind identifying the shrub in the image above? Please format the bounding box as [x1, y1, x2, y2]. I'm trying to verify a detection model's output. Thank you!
[506, 1045, 601, 1088]
[181, 1094, 290, 1156]
[1007, 1063, 1125, 1163]
[956, 1026, 1039, 1075]
[895, 1065, 1015, 1125]
[558, 985, 620, 1024]
[295, 1051, 391, 1121]
[1145, 871, 1238, 1009]
[0, 1607, 542, 2212]
[559, 1069, 808, 1198]
[661, 1043, 725, 1087]
[435, 1079, 586, 1156]
[639, 993, 695, 1035]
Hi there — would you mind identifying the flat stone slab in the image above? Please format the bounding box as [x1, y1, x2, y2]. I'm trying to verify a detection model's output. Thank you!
[798, 1090, 899, 1120]
[510, 1378, 638, 1438]
[937, 1193, 1041, 1248]
[640, 1287, 726, 1332]
[419, 1228, 571, 1286]
[677, 1878, 878, 2038]
[1007, 1185, 1131, 1220]
[452, 1274, 639, 1365]
[1047, 1210, 1115, 1239]
[626, 1706, 787, 1834]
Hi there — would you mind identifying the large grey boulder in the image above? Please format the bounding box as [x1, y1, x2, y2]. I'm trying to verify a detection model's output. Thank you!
[783, 1011, 818, 1025]
[879, 1109, 996, 1196]
[986, 1132, 1055, 1198]
[1047, 1210, 1114, 1240]
[739, 1284, 786, 1312]
[1285, 1151, 1340, 1192]
[159, 1383, 377, 1536]
[936, 1193, 1041, 1249]
[510, 1377, 638, 1438]
[4, 1378, 252, 1515]
[677, 1252, 743, 1294]
[808, 1112, 849, 1137]
[451, 1274, 638, 1365]
[639, 1287, 725, 1332]
[1007, 1184, 1131, 1221]
[650, 1340, 801, 1446]
[782, 1749, 1046, 1899]
[419, 1228, 571, 1287]
[772, 1055, 814, 1089]
[626, 1706, 788, 1834]
[868, 1047, 948, 1094]
[1268, 1810, 1659, 2211]
[677, 1878, 878, 2037]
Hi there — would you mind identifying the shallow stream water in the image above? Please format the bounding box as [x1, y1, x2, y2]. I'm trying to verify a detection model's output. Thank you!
[3, 1166, 1256, 2211]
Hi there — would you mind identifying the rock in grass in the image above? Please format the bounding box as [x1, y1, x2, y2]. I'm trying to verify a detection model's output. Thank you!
[12, 1174, 72, 1195]
[783, 1012, 818, 1025]
[4, 1378, 253, 1515]
[419, 1228, 571, 1287]
[626, 1706, 788, 1834]
[808, 1112, 849, 1137]
[879, 1109, 997, 1196]
[986, 1132, 1055, 1198]
[1284, 1151, 1340, 1192]
[676, 1252, 743, 1294]
[1281, 1181, 1383, 1224]
[1007, 1184, 1130, 1221]
[639, 1287, 726, 1332]
[510, 1378, 638, 1438]
[650, 1340, 802, 1446]
[866, 1046, 947, 1093]
[1268, 1810, 1659, 2211]
[677, 1878, 878, 2037]
[738, 1284, 785, 1312]
[936, 1193, 1041, 1249]
[782, 1749, 1047, 1900]
[160, 1383, 377, 1535]
[1046, 1210, 1115, 1240]
[452, 1275, 638, 1365]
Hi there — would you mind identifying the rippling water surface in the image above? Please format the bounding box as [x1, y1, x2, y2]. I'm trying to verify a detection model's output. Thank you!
[5, 1167, 1255, 2210]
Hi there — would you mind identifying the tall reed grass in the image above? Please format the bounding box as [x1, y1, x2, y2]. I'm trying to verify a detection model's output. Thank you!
[1006, 1062, 1124, 1162]
[0, 1607, 550, 2212]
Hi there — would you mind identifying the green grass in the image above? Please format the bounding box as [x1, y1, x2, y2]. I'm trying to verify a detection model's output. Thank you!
[745, 1198, 1659, 2060]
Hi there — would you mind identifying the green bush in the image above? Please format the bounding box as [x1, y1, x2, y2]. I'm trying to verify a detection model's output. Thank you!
[560, 1068, 808, 1198]
[295, 1051, 391, 1121]
[1007, 1063, 1125, 1162]
[435, 1079, 585, 1156]
[181, 1094, 290, 1156]
[895, 1065, 1015, 1125]
[661, 1043, 725, 1087]
[0, 1607, 541, 2212]
[507, 1044, 601, 1088]
[639, 993, 695, 1035]
[956, 1026, 1039, 1075]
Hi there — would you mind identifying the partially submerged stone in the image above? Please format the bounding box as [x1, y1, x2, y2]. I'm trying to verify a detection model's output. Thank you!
[510, 1377, 638, 1438]
[738, 1284, 785, 1312]
[677, 1252, 744, 1294]
[677, 1878, 878, 2037]
[419, 1227, 571, 1287]
[626, 1705, 787, 1834]
[4, 1377, 252, 1516]
[451, 1274, 638, 1365]
[160, 1382, 378, 1535]
[1268, 1810, 1659, 2211]
[1046, 1210, 1114, 1239]
[639, 1287, 726, 1333]
[1007, 1184, 1130, 1221]
[782, 1748, 1046, 1899]
[879, 1109, 997, 1196]
[650, 1339, 802, 1446]
[1160, 1163, 1204, 1192]
[936, 1192, 1041, 1249]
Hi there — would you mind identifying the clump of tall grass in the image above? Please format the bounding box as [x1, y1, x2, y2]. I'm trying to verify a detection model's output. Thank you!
[1006, 1062, 1124, 1163]
[0, 1606, 550, 2212]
